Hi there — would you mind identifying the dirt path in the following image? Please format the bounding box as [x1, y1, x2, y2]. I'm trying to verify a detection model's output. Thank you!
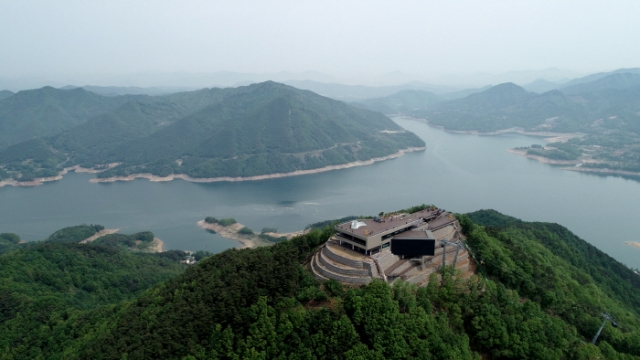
[79, 229, 120, 244]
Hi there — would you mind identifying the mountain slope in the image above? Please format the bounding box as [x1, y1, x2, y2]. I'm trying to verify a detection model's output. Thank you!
[559, 68, 640, 88]
[0, 87, 140, 149]
[0, 82, 424, 181]
[99, 82, 424, 179]
[561, 72, 640, 95]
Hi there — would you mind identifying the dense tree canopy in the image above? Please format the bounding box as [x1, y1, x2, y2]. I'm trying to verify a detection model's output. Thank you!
[2, 210, 640, 359]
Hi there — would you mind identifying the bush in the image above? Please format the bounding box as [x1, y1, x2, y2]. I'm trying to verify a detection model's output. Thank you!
[0, 233, 20, 245]
[238, 227, 254, 235]
[261, 227, 278, 234]
[204, 217, 236, 226]
[217, 218, 237, 226]
[133, 231, 154, 242]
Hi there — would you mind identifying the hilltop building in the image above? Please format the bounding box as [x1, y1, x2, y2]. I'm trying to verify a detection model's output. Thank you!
[310, 207, 473, 286]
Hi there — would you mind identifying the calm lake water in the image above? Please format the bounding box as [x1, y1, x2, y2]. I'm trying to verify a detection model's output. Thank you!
[2, 117, 640, 268]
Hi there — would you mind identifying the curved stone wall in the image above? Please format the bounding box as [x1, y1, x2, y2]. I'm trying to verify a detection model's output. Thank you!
[313, 254, 372, 285]
[319, 249, 371, 277]
[324, 244, 365, 268]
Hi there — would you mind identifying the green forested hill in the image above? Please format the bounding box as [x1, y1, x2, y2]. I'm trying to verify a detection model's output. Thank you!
[3, 210, 640, 359]
[0, 82, 424, 181]
[0, 241, 186, 358]
[0, 87, 141, 149]
[98, 81, 423, 179]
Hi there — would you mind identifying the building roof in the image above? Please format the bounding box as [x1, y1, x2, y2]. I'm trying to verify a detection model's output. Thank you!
[335, 209, 443, 239]
[393, 229, 435, 240]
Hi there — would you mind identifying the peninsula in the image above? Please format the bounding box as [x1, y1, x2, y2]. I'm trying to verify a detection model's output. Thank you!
[197, 217, 309, 248]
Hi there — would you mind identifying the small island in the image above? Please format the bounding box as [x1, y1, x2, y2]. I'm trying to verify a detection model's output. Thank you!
[197, 217, 309, 249]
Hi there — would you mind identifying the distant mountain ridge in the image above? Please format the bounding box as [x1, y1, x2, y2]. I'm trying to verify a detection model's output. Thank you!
[0, 82, 424, 182]
[560, 72, 640, 95]
[60, 85, 199, 96]
[416, 72, 640, 133]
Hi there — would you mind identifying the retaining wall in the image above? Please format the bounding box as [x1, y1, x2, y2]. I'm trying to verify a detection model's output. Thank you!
[319, 248, 371, 277]
[324, 244, 365, 269]
[313, 254, 372, 285]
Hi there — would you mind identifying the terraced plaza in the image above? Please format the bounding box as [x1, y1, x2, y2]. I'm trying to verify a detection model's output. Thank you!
[309, 208, 474, 286]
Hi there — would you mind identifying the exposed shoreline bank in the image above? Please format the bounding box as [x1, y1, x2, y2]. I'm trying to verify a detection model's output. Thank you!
[197, 220, 309, 249]
[0, 164, 119, 188]
[563, 167, 640, 177]
[506, 149, 640, 177]
[506, 149, 581, 165]
[89, 147, 426, 184]
[0, 148, 425, 188]
[79, 229, 120, 244]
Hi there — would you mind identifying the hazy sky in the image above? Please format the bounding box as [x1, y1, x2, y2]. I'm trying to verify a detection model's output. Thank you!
[2, 0, 639, 83]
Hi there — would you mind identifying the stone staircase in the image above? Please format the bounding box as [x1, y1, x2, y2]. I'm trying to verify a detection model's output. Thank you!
[309, 242, 375, 285]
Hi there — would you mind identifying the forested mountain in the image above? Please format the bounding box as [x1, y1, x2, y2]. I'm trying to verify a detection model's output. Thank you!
[560, 73, 640, 95]
[61, 85, 196, 96]
[352, 89, 440, 114]
[416, 75, 640, 133]
[0, 87, 141, 149]
[0, 82, 424, 181]
[2, 209, 640, 359]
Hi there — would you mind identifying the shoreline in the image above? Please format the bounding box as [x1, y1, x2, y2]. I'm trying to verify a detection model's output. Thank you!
[0, 148, 425, 188]
[197, 220, 262, 249]
[89, 146, 426, 184]
[507, 149, 640, 177]
[563, 167, 640, 177]
[197, 220, 308, 249]
[506, 149, 581, 165]
[0, 163, 119, 188]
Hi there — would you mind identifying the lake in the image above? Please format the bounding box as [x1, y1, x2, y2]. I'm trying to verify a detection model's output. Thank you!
[2, 117, 639, 268]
